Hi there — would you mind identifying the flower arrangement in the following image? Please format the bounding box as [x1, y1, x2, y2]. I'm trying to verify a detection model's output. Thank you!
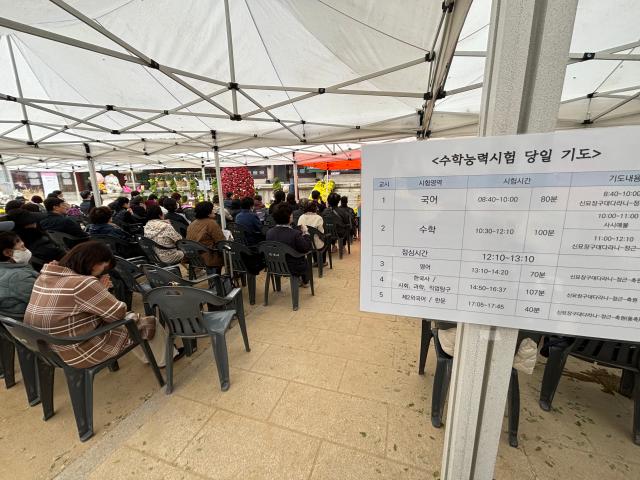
[220, 166, 255, 198]
[309, 179, 335, 203]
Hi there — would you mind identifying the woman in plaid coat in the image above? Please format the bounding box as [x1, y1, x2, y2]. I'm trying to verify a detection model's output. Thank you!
[24, 241, 157, 368]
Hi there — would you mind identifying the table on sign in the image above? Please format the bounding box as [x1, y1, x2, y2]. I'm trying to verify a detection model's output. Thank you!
[371, 171, 640, 329]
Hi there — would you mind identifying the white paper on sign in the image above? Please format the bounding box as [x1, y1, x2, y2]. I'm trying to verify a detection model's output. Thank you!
[360, 126, 640, 342]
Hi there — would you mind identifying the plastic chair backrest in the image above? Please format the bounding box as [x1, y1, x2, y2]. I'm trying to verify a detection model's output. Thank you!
[263, 214, 276, 227]
[258, 241, 302, 276]
[176, 240, 210, 270]
[91, 234, 135, 258]
[145, 286, 228, 336]
[0, 315, 68, 368]
[227, 223, 247, 245]
[216, 240, 252, 273]
[112, 256, 146, 293]
[169, 221, 187, 238]
[138, 237, 168, 265]
[47, 230, 86, 250]
[306, 226, 325, 252]
[142, 264, 186, 289]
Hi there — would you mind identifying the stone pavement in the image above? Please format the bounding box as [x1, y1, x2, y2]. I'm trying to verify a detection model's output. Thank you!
[1, 241, 639, 479]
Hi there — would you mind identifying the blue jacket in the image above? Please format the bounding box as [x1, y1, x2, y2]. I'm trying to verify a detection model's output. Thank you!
[0, 262, 38, 316]
[235, 209, 265, 246]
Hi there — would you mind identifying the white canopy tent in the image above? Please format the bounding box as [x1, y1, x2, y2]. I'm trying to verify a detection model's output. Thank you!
[0, 0, 639, 173]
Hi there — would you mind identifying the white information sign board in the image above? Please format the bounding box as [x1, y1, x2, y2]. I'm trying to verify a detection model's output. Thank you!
[40, 172, 60, 196]
[360, 126, 640, 341]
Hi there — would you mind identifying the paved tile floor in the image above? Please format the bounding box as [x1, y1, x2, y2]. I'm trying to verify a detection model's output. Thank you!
[1, 241, 639, 479]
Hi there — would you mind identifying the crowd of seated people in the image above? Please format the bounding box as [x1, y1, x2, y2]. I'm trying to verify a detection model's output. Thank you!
[0, 184, 360, 394]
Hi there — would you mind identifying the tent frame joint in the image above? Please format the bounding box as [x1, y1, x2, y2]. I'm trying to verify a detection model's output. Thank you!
[582, 52, 595, 61]
[228, 82, 239, 90]
[148, 59, 160, 69]
[230, 114, 242, 121]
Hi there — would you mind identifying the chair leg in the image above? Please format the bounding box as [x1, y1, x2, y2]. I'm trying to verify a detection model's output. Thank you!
[274, 276, 282, 292]
[38, 359, 55, 420]
[211, 334, 230, 391]
[508, 369, 520, 448]
[539, 342, 571, 411]
[431, 356, 452, 428]
[418, 320, 432, 375]
[308, 260, 315, 297]
[63, 368, 94, 442]
[16, 346, 40, 405]
[164, 334, 175, 394]
[107, 360, 120, 372]
[338, 239, 344, 259]
[240, 273, 247, 287]
[236, 311, 251, 353]
[126, 323, 165, 388]
[263, 273, 270, 306]
[184, 339, 198, 357]
[247, 274, 256, 305]
[620, 369, 635, 398]
[290, 276, 299, 311]
[327, 248, 333, 269]
[633, 372, 640, 445]
[0, 336, 16, 388]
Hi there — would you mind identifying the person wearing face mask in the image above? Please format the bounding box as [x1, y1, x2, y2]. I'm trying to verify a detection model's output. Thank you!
[0, 230, 38, 317]
[24, 241, 177, 368]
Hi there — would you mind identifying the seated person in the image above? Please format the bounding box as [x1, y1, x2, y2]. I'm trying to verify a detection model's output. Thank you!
[321, 192, 349, 244]
[79, 190, 94, 215]
[234, 197, 265, 246]
[143, 206, 184, 264]
[30, 195, 46, 213]
[253, 194, 265, 210]
[266, 203, 312, 287]
[4, 209, 65, 268]
[337, 196, 357, 235]
[86, 206, 146, 259]
[286, 193, 298, 211]
[164, 198, 190, 232]
[268, 190, 286, 214]
[130, 196, 147, 224]
[86, 206, 133, 241]
[186, 201, 225, 274]
[229, 199, 242, 220]
[24, 241, 172, 368]
[4, 199, 25, 213]
[297, 200, 325, 250]
[0, 231, 38, 316]
[40, 197, 88, 239]
[311, 189, 326, 213]
[212, 194, 232, 222]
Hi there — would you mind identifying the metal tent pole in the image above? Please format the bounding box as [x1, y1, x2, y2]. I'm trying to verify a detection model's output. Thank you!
[83, 143, 102, 207]
[71, 165, 81, 203]
[130, 166, 137, 192]
[0, 156, 14, 194]
[292, 154, 300, 200]
[441, 1, 577, 479]
[212, 131, 226, 231]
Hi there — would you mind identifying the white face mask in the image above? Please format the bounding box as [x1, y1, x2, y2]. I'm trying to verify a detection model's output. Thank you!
[13, 248, 32, 264]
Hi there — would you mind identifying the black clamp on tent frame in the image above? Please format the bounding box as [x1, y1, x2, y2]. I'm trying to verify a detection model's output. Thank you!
[111, 130, 120, 134]
[105, 105, 115, 111]
[425, 51, 436, 62]
[148, 59, 160, 69]
[229, 114, 242, 121]
[582, 52, 595, 61]
[228, 82, 239, 90]
[582, 119, 593, 124]
[27, 141, 38, 147]
[442, 1, 454, 13]
[20, 119, 29, 125]
[5, 95, 17, 102]
[318, 88, 326, 94]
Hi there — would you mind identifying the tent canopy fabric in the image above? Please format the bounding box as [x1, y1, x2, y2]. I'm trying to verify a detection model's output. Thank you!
[296, 150, 361, 171]
[0, 0, 639, 172]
